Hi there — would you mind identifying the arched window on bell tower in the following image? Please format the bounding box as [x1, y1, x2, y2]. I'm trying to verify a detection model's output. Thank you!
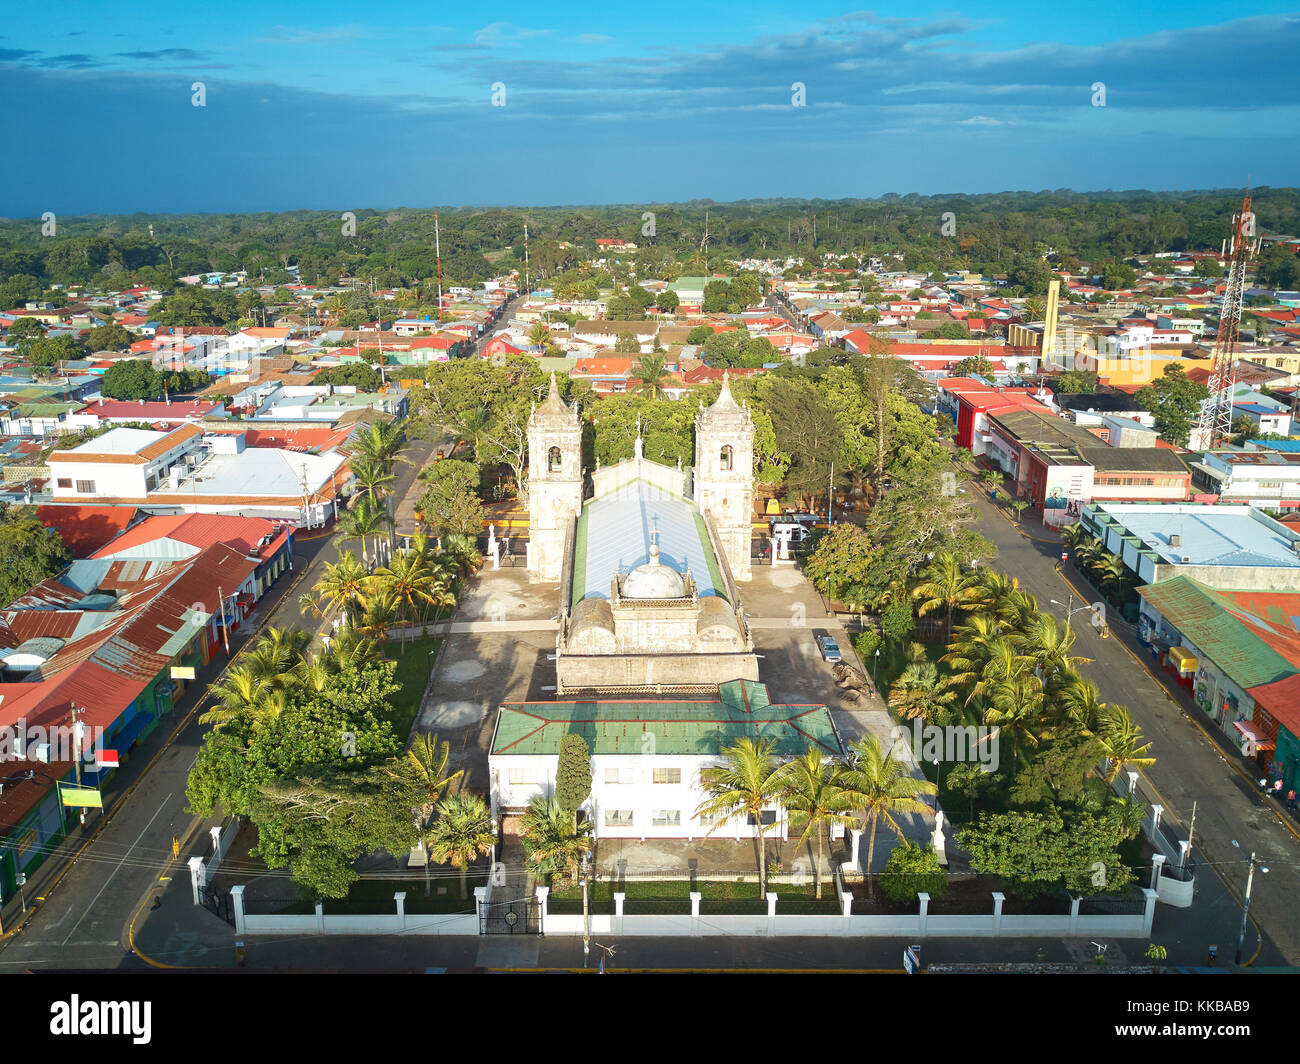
[548, 446, 562, 473]
[720, 444, 734, 472]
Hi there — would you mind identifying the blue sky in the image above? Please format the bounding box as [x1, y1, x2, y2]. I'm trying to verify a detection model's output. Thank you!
[4, 2, 1299, 214]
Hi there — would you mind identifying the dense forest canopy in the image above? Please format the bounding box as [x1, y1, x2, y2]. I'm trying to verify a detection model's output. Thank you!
[3, 189, 1298, 302]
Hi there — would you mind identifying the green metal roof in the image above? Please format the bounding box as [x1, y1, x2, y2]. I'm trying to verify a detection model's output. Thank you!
[492, 680, 841, 758]
[1138, 575, 1300, 689]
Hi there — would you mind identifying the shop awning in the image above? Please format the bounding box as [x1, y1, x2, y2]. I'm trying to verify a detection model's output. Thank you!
[1234, 720, 1266, 742]
[1168, 646, 1198, 673]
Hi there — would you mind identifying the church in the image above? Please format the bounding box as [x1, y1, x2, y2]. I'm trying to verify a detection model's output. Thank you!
[525, 372, 760, 696]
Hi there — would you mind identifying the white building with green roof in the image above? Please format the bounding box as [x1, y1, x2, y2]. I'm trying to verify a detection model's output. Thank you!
[489, 679, 843, 840]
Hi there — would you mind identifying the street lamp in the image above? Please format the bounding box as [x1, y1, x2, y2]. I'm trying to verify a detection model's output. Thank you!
[579, 851, 592, 967]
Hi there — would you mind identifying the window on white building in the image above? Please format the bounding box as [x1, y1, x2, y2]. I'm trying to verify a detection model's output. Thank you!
[604, 767, 635, 785]
[652, 810, 681, 827]
[507, 768, 534, 785]
[698, 811, 727, 828]
[604, 809, 634, 828]
[652, 767, 681, 785]
[56, 478, 72, 488]
[75, 480, 95, 494]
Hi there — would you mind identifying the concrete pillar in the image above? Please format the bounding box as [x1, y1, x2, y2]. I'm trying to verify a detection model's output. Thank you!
[209, 824, 222, 862]
[535, 886, 549, 934]
[839, 891, 853, 918]
[614, 891, 625, 934]
[1178, 841, 1191, 871]
[1141, 888, 1159, 937]
[1150, 804, 1163, 842]
[188, 856, 205, 905]
[1127, 770, 1139, 795]
[689, 890, 702, 929]
[849, 829, 863, 867]
[394, 892, 407, 931]
[918, 892, 930, 937]
[473, 886, 487, 923]
[1069, 895, 1081, 935]
[1151, 854, 1166, 891]
[991, 892, 1005, 937]
[314, 901, 325, 932]
[231, 885, 246, 934]
[766, 891, 778, 937]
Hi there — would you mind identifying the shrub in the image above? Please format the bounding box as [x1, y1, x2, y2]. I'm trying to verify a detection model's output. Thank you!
[880, 840, 947, 905]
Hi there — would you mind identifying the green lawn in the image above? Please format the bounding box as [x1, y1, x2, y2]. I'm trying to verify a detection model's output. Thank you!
[281, 873, 486, 915]
[548, 878, 840, 915]
[385, 635, 442, 739]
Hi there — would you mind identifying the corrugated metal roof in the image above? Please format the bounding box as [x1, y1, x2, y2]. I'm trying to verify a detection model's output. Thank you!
[493, 681, 840, 757]
[1139, 576, 1300, 688]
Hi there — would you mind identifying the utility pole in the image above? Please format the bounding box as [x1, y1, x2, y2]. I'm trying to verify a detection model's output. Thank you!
[217, 585, 231, 656]
[1236, 851, 1262, 965]
[523, 223, 530, 296]
[434, 211, 443, 323]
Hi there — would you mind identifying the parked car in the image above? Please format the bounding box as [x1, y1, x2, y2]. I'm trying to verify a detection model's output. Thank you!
[817, 635, 841, 663]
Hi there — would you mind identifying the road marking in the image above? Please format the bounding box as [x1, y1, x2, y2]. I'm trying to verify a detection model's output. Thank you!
[62, 793, 173, 946]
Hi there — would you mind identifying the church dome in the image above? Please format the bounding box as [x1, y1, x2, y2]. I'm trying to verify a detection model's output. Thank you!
[621, 540, 687, 599]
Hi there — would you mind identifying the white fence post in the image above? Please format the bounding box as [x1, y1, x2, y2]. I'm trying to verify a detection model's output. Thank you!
[849, 829, 863, 867]
[1068, 895, 1081, 935]
[614, 892, 625, 935]
[188, 856, 206, 905]
[917, 892, 930, 937]
[395, 892, 407, 931]
[231, 885, 246, 934]
[690, 891, 702, 933]
[1151, 854, 1166, 891]
[314, 901, 325, 933]
[991, 892, 1006, 937]
[1141, 888, 1159, 937]
[209, 825, 222, 860]
[839, 891, 853, 918]
[1149, 804, 1163, 843]
[766, 891, 778, 936]
[535, 886, 549, 935]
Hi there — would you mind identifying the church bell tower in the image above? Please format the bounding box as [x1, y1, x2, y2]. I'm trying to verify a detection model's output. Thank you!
[693, 372, 754, 581]
[527, 373, 583, 581]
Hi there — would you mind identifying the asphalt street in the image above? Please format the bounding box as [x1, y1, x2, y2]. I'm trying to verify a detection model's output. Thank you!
[965, 486, 1299, 967]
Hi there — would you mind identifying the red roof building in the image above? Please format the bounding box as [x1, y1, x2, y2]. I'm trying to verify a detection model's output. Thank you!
[34, 505, 142, 558]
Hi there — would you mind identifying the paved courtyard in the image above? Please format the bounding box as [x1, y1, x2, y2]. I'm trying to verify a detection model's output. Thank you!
[416, 564, 938, 867]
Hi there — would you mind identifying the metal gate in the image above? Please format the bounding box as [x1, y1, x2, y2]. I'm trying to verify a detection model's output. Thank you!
[200, 884, 235, 927]
[478, 896, 541, 936]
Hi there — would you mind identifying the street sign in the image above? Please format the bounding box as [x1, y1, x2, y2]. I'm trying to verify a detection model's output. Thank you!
[903, 944, 922, 974]
[58, 783, 103, 809]
[96, 749, 120, 769]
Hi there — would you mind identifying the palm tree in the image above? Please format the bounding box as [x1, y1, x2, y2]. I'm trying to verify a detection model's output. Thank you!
[888, 662, 958, 724]
[372, 544, 439, 631]
[426, 793, 496, 899]
[350, 420, 405, 470]
[629, 354, 671, 398]
[357, 586, 400, 644]
[774, 748, 859, 899]
[941, 612, 1003, 690]
[1097, 705, 1156, 782]
[1059, 677, 1106, 733]
[1095, 553, 1127, 598]
[312, 550, 369, 628]
[1060, 524, 1095, 551]
[838, 735, 937, 898]
[452, 407, 494, 459]
[519, 795, 593, 884]
[695, 738, 785, 894]
[983, 676, 1050, 767]
[405, 733, 464, 829]
[526, 322, 550, 353]
[1022, 613, 1090, 691]
[350, 457, 396, 505]
[912, 552, 989, 639]
[341, 496, 390, 567]
[200, 661, 288, 728]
